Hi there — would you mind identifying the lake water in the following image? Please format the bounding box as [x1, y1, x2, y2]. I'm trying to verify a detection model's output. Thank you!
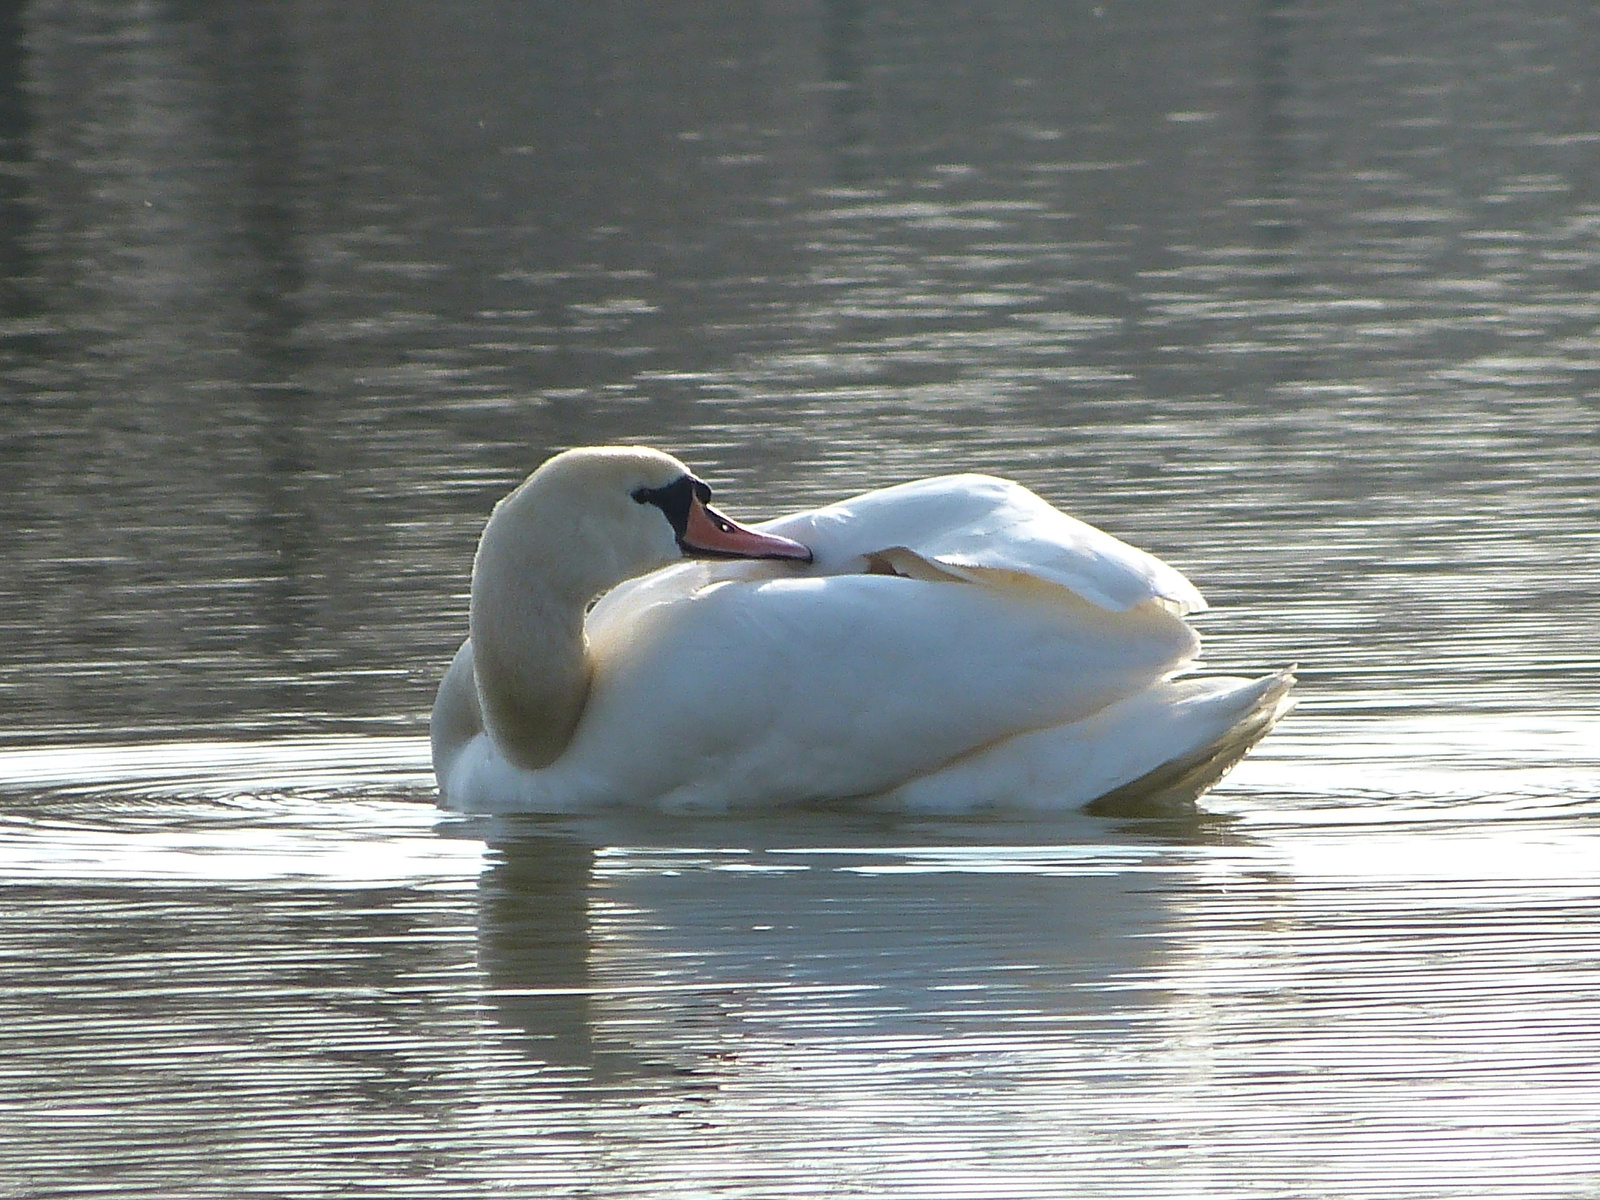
[3, 2, 1600, 1196]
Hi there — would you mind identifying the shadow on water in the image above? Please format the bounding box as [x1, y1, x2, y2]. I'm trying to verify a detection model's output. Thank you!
[1251, 0, 1301, 276]
[0, 0, 34, 321]
[821, 0, 871, 184]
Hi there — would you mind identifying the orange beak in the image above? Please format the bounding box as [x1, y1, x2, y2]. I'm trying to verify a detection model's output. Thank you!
[682, 496, 813, 562]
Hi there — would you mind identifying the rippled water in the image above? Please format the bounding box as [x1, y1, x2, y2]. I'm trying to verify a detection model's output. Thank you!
[3, 1, 1600, 1196]
[5, 722, 1600, 1197]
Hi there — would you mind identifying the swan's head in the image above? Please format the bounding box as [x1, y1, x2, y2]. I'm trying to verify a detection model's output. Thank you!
[482, 447, 812, 605]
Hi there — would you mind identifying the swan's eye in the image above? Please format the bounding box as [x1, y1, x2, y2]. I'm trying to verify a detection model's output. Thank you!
[630, 475, 695, 539]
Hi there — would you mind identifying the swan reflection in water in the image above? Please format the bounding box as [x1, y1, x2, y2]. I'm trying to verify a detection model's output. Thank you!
[471, 814, 1195, 1087]
[466, 814, 1286, 1192]
[433, 448, 1293, 818]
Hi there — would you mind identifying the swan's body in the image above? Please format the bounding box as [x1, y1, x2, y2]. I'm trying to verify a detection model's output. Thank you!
[432, 448, 1293, 816]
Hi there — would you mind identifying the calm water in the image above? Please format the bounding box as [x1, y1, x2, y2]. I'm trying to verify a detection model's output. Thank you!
[3, 1, 1600, 1196]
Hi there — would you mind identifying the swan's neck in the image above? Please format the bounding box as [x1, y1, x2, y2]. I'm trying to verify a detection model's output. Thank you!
[467, 487, 616, 771]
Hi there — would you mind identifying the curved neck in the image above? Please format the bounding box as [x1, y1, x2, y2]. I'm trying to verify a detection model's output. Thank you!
[467, 484, 614, 771]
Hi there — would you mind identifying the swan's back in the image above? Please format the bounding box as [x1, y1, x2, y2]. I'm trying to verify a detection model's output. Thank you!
[758, 474, 1206, 614]
[589, 473, 1204, 644]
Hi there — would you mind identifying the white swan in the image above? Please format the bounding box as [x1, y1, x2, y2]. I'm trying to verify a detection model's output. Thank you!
[431, 447, 1294, 816]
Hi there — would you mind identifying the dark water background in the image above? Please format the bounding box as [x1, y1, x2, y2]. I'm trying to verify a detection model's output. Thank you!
[2, 2, 1599, 1196]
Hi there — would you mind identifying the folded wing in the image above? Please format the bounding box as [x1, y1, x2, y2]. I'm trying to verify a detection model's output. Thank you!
[758, 473, 1206, 615]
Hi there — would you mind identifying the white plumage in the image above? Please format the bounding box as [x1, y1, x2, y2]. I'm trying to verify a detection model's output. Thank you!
[431, 448, 1293, 816]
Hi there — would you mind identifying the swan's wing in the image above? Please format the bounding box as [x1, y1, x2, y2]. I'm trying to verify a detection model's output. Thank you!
[591, 473, 1206, 644]
[758, 474, 1206, 616]
[569, 573, 1201, 813]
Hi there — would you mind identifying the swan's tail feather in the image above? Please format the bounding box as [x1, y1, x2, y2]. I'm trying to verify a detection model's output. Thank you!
[1084, 667, 1296, 818]
[875, 667, 1296, 816]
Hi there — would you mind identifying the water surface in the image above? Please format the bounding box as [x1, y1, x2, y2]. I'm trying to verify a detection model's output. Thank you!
[2, 1, 1599, 1196]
